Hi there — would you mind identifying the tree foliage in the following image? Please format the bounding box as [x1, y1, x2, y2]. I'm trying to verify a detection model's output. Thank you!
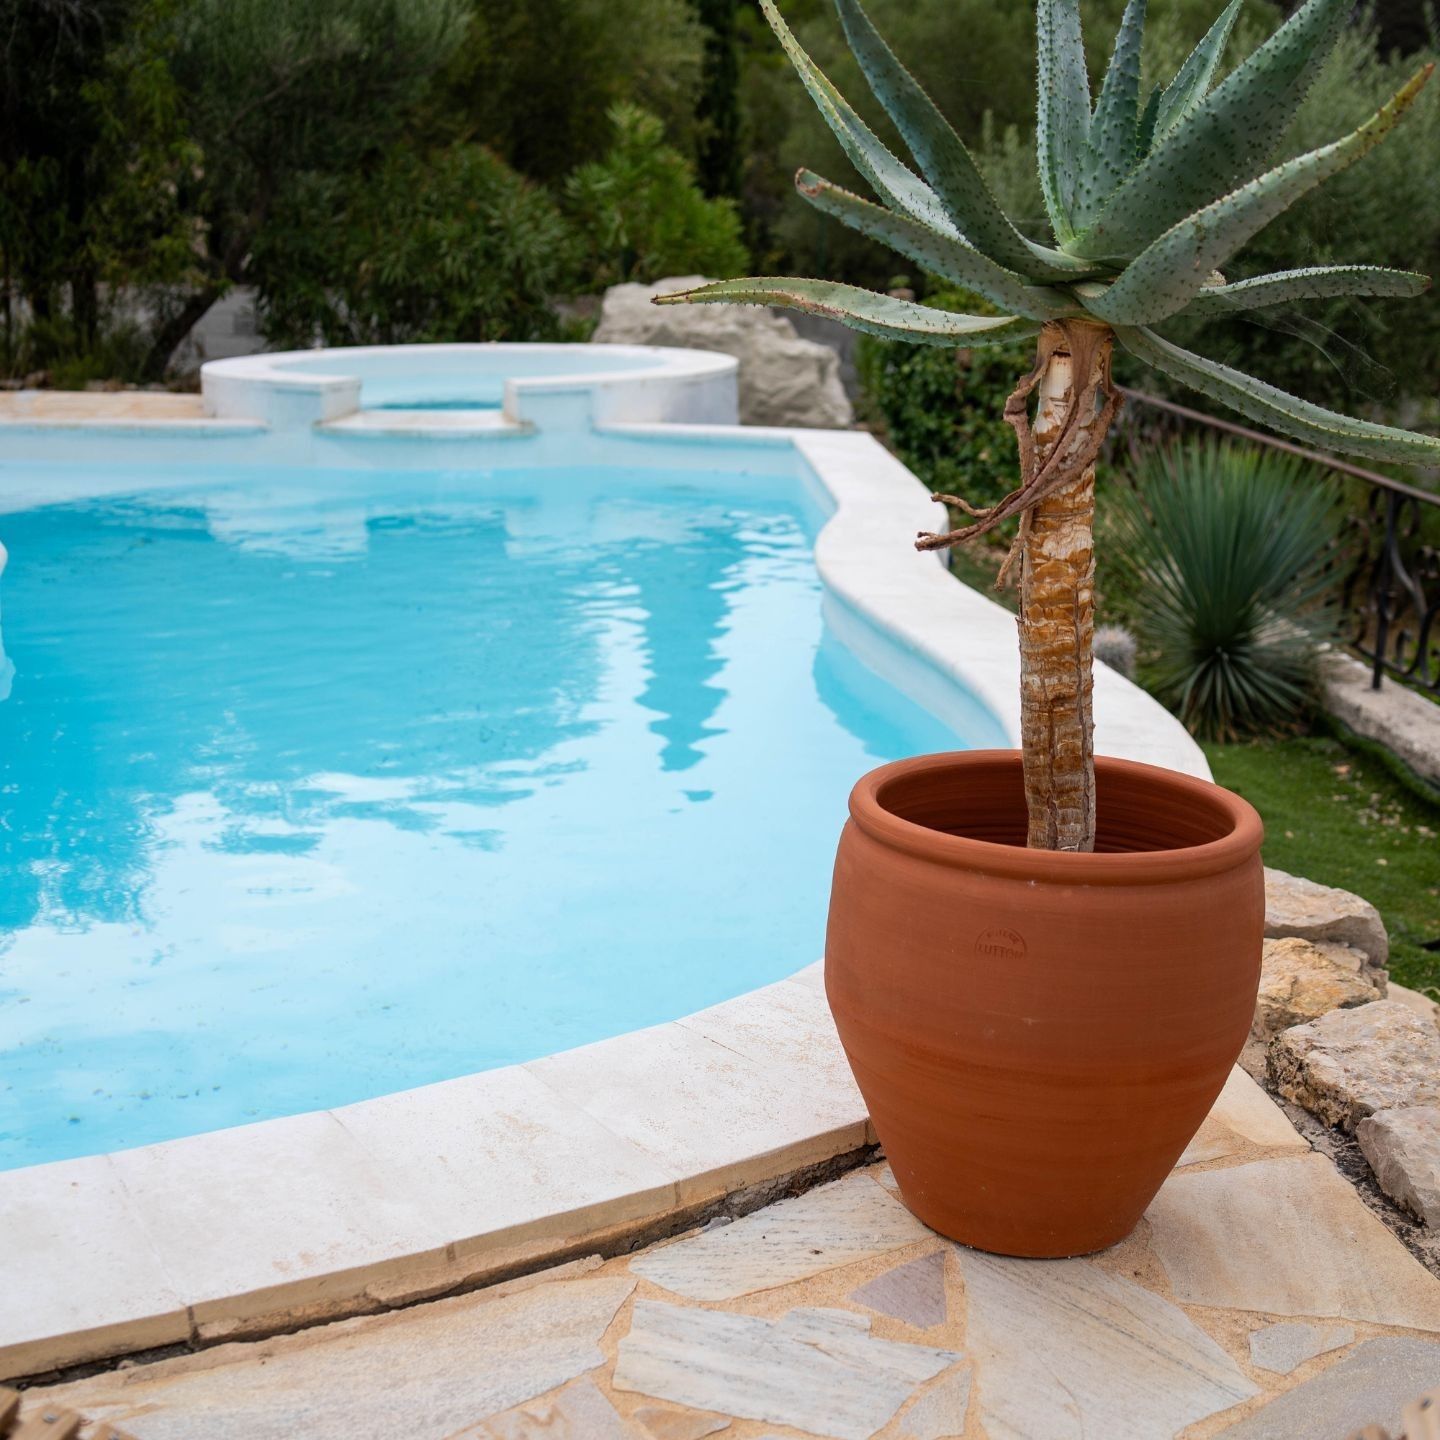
[254, 143, 575, 348]
[564, 105, 749, 288]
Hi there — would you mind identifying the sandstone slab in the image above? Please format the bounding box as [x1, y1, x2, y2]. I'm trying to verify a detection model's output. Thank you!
[612, 1301, 959, 1440]
[478, 1379, 635, 1439]
[1178, 1065, 1311, 1167]
[1269, 1000, 1440, 1129]
[957, 1251, 1257, 1439]
[632, 1406, 730, 1440]
[894, 1366, 971, 1439]
[628, 1172, 929, 1301]
[1247, 1321, 1355, 1375]
[37, 1276, 637, 1440]
[1358, 1105, 1440, 1225]
[850, 1252, 948, 1328]
[1264, 867, 1388, 976]
[1253, 936, 1377, 1039]
[1146, 1154, 1440, 1329]
[593, 277, 853, 429]
[1216, 1337, 1440, 1439]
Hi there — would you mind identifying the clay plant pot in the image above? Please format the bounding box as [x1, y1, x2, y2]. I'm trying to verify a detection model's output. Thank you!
[825, 749, 1264, 1258]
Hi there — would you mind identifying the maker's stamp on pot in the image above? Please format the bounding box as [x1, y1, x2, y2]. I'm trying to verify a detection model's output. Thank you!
[975, 926, 1027, 962]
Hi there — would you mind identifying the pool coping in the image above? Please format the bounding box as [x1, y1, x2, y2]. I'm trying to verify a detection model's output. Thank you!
[0, 350, 1208, 1381]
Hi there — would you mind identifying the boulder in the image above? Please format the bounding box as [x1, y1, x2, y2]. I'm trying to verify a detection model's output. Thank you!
[1268, 1000, 1440, 1131]
[1389, 980, 1440, 1032]
[1263, 867, 1388, 987]
[592, 276, 854, 429]
[1357, 1106, 1440, 1226]
[1252, 937, 1378, 1040]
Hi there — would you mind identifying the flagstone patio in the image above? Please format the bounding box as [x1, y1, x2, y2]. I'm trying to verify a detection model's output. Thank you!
[23, 1067, 1440, 1440]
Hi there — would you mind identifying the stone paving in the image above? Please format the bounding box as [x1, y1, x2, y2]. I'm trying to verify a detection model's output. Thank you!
[26, 1069, 1440, 1440]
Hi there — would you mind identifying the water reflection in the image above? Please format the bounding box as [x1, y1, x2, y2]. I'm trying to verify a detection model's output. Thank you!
[0, 468, 984, 1166]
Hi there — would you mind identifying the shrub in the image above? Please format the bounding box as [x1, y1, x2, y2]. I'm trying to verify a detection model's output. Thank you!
[563, 104, 749, 288]
[1107, 440, 1341, 741]
[253, 143, 576, 348]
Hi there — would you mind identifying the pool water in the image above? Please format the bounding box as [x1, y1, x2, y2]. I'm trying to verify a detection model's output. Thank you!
[0, 463, 978, 1169]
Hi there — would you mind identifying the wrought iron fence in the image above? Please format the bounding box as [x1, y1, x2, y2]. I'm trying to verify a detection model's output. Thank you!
[1117, 387, 1440, 696]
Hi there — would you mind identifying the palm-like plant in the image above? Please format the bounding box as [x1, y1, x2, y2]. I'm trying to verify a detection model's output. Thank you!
[656, 0, 1438, 853]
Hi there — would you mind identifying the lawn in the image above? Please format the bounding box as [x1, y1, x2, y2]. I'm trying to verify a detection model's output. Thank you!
[1205, 732, 1440, 999]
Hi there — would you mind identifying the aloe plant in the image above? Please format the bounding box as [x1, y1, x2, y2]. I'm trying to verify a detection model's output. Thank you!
[656, 0, 1438, 853]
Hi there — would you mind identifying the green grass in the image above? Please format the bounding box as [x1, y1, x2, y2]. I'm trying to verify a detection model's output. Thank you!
[1204, 733, 1440, 1000]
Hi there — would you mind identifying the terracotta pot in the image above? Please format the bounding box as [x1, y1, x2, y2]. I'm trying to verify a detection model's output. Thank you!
[825, 749, 1264, 1258]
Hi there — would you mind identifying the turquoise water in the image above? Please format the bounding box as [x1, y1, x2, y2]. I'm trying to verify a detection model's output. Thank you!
[0, 463, 982, 1169]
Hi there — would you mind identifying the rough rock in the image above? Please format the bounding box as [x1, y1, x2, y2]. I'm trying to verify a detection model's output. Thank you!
[1268, 1000, 1440, 1130]
[1390, 979, 1440, 1031]
[1263, 867, 1389, 982]
[1357, 1105, 1440, 1226]
[592, 276, 853, 429]
[1215, 1337, 1440, 1439]
[1253, 937, 1378, 1039]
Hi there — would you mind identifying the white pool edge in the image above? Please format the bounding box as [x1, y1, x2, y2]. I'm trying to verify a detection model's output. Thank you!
[0, 348, 1207, 1379]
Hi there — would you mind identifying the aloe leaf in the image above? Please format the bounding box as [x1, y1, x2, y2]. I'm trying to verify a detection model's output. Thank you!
[757, 0, 955, 236]
[1154, 0, 1244, 137]
[653, 276, 1039, 346]
[1074, 0, 1147, 227]
[1087, 68, 1433, 326]
[793, 171, 1073, 320]
[830, 0, 1047, 277]
[1115, 325, 1440, 466]
[1074, 0, 1353, 261]
[1135, 84, 1162, 161]
[1036, 0, 1091, 244]
[1181, 264, 1431, 317]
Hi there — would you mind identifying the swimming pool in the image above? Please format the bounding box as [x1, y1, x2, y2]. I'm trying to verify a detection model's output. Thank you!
[0, 453, 1004, 1169]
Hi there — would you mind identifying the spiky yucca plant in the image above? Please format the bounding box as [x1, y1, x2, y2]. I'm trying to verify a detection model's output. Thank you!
[656, 0, 1439, 853]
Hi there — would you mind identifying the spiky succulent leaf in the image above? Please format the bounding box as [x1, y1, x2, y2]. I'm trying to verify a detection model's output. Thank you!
[1087, 68, 1433, 326]
[1074, 0, 1352, 262]
[1181, 265, 1431, 318]
[1074, 0, 1147, 227]
[757, 0, 955, 237]
[793, 171, 1074, 319]
[1136, 84, 1162, 159]
[1154, 0, 1244, 138]
[1115, 325, 1440, 465]
[831, 0, 1039, 274]
[654, 277, 1039, 346]
[1036, 0, 1092, 244]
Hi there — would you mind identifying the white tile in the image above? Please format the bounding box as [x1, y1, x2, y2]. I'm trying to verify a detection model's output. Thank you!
[110, 1109, 448, 1327]
[0, 1155, 188, 1377]
[333, 1064, 676, 1261]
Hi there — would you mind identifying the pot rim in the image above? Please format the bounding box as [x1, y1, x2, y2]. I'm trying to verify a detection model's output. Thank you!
[849, 749, 1264, 885]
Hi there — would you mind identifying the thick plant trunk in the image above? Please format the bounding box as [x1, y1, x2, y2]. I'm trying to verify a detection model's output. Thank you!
[1017, 324, 1112, 853]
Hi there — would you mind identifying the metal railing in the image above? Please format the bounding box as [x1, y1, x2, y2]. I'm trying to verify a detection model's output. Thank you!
[1118, 387, 1440, 695]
